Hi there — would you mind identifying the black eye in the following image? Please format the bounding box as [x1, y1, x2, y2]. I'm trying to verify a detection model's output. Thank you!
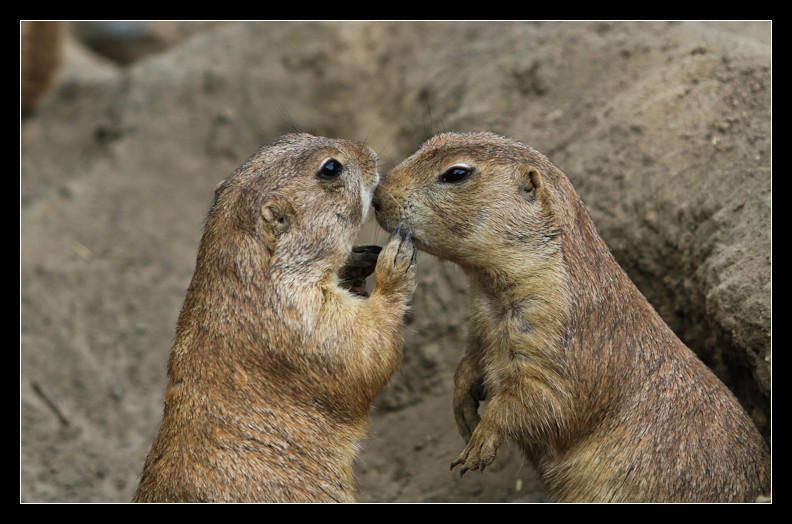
[439, 164, 472, 183]
[317, 158, 343, 180]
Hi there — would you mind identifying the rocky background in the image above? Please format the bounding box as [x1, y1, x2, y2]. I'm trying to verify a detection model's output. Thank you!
[20, 21, 771, 503]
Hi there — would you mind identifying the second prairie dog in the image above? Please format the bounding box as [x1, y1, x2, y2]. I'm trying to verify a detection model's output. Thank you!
[373, 131, 770, 503]
[134, 133, 417, 503]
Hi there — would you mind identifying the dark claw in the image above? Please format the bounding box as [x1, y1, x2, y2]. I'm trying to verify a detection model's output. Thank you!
[390, 224, 403, 241]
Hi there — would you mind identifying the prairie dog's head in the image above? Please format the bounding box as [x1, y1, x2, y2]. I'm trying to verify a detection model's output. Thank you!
[373, 131, 562, 270]
[206, 133, 379, 278]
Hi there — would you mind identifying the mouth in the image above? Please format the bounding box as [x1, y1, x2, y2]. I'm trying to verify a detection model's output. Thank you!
[338, 244, 382, 297]
[372, 205, 408, 235]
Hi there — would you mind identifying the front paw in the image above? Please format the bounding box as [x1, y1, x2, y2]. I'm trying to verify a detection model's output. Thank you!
[339, 245, 381, 296]
[374, 225, 417, 298]
[450, 419, 503, 476]
[453, 359, 486, 442]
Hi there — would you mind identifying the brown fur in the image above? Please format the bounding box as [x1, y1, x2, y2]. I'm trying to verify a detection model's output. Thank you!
[373, 131, 770, 503]
[134, 133, 416, 502]
[21, 21, 65, 113]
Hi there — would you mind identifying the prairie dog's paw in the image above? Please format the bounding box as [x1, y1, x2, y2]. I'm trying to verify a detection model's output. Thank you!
[453, 357, 486, 442]
[375, 225, 417, 298]
[339, 245, 381, 297]
[450, 416, 502, 476]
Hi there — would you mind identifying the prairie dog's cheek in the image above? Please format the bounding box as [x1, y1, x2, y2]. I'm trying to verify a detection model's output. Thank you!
[360, 177, 376, 223]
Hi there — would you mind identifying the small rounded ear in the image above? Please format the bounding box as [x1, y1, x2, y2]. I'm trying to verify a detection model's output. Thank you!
[260, 198, 295, 242]
[518, 164, 543, 203]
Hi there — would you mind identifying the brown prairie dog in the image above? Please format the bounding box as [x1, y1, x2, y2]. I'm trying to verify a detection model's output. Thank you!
[134, 133, 417, 503]
[372, 131, 770, 503]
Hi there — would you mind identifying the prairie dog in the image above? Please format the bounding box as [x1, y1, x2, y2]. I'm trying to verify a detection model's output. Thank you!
[372, 131, 770, 502]
[134, 133, 417, 502]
